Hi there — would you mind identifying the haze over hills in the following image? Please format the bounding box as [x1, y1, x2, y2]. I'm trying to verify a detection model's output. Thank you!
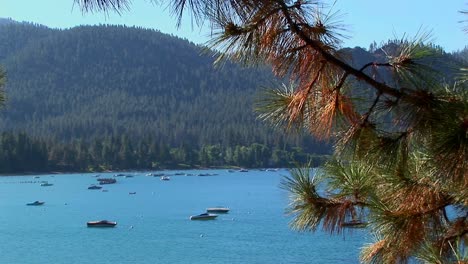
[0, 19, 464, 172]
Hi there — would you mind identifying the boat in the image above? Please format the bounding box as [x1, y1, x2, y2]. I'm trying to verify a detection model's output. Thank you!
[88, 185, 102, 190]
[129, 192, 136, 195]
[26, 201, 45, 206]
[160, 176, 170, 181]
[87, 220, 117, 227]
[206, 207, 230, 213]
[342, 220, 367, 228]
[97, 178, 117, 185]
[40, 181, 53, 186]
[189, 213, 218, 220]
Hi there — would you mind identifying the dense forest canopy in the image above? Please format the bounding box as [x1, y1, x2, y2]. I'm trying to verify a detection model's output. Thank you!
[0, 21, 330, 172]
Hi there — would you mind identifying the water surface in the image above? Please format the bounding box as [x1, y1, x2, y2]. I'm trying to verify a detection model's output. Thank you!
[0, 170, 366, 263]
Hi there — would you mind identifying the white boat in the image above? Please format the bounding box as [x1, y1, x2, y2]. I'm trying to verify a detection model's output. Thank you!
[160, 176, 170, 181]
[206, 207, 230, 213]
[189, 213, 218, 220]
[40, 181, 53, 186]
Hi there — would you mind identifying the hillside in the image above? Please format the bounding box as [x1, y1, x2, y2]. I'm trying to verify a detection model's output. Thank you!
[0, 22, 331, 172]
[0, 21, 463, 172]
[0, 23, 312, 147]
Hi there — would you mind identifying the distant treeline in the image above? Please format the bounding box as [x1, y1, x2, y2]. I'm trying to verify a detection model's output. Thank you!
[0, 132, 328, 174]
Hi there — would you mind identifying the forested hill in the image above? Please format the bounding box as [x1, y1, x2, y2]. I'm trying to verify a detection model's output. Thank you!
[0, 22, 328, 172]
[0, 22, 295, 146]
[0, 21, 464, 173]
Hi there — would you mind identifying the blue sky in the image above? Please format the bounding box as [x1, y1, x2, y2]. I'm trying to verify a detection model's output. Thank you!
[0, 0, 466, 52]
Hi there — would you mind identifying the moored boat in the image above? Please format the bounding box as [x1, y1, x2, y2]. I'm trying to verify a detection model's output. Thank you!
[88, 185, 102, 190]
[87, 220, 117, 227]
[342, 220, 367, 228]
[206, 207, 230, 213]
[40, 181, 53, 186]
[26, 201, 45, 206]
[97, 178, 117, 185]
[160, 176, 170, 181]
[189, 213, 218, 220]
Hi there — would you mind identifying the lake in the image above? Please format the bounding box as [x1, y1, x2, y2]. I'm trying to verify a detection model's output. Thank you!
[0, 169, 366, 263]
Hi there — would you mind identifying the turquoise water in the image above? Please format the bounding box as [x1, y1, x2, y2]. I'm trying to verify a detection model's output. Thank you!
[0, 170, 366, 263]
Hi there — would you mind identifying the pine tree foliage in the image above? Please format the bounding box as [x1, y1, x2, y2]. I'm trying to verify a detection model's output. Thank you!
[76, 1, 467, 262]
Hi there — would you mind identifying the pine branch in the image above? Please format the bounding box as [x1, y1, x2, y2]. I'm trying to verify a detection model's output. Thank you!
[276, 0, 403, 99]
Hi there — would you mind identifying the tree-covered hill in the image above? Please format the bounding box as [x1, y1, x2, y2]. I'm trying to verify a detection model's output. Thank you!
[0, 21, 463, 173]
[0, 21, 330, 172]
[0, 23, 296, 146]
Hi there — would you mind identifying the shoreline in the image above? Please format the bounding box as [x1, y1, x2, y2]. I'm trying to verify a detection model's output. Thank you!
[0, 166, 288, 177]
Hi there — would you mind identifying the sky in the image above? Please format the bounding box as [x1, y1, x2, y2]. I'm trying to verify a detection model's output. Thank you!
[0, 0, 466, 52]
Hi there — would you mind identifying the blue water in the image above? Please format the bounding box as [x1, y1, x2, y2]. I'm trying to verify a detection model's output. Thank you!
[0, 170, 366, 263]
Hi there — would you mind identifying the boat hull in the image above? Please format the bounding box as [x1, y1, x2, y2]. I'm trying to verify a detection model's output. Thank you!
[87, 221, 117, 227]
[190, 214, 218, 220]
[206, 208, 229, 214]
[26, 201, 45, 206]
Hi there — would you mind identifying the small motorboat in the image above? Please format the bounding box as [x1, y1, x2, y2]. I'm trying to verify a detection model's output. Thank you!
[189, 213, 218, 220]
[97, 178, 117, 185]
[206, 207, 230, 213]
[88, 185, 102, 190]
[87, 220, 117, 227]
[160, 176, 170, 181]
[40, 181, 53, 186]
[342, 220, 367, 228]
[129, 192, 136, 195]
[26, 201, 45, 206]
